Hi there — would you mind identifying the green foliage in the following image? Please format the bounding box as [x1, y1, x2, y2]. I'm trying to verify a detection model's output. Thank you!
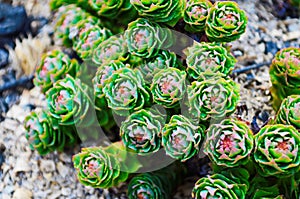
[204, 118, 254, 167]
[254, 124, 300, 177]
[162, 115, 204, 162]
[269, 47, 300, 110]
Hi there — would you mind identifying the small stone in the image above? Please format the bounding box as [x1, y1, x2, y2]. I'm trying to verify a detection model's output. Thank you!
[14, 157, 31, 174]
[12, 188, 32, 199]
[287, 23, 300, 32]
[61, 187, 71, 196]
[0, 48, 9, 69]
[1, 193, 11, 199]
[256, 43, 265, 53]
[57, 162, 69, 178]
[283, 31, 300, 41]
[48, 191, 61, 199]
[59, 153, 72, 163]
[40, 160, 56, 173]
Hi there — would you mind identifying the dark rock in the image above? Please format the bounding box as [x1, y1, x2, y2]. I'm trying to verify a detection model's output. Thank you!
[265, 41, 279, 55]
[0, 48, 9, 68]
[0, 98, 8, 113]
[4, 91, 19, 107]
[0, 3, 27, 36]
[0, 143, 5, 168]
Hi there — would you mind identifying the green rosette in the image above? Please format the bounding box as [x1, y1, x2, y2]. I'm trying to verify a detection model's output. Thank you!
[136, 50, 181, 84]
[187, 76, 240, 122]
[192, 173, 247, 199]
[93, 60, 128, 109]
[73, 142, 138, 189]
[125, 18, 173, 58]
[92, 35, 129, 66]
[130, 0, 185, 27]
[162, 115, 204, 162]
[128, 162, 186, 199]
[204, 118, 254, 167]
[269, 47, 300, 110]
[73, 25, 112, 60]
[103, 67, 150, 116]
[46, 75, 93, 127]
[183, 0, 212, 33]
[54, 5, 89, 47]
[184, 42, 236, 80]
[24, 110, 64, 155]
[275, 95, 300, 130]
[205, 1, 247, 42]
[254, 124, 300, 177]
[151, 68, 186, 108]
[34, 50, 79, 93]
[88, 0, 137, 22]
[120, 109, 164, 155]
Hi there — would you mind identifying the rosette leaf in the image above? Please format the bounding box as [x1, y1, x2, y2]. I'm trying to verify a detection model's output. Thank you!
[151, 68, 187, 108]
[34, 50, 79, 93]
[275, 95, 300, 130]
[205, 1, 247, 42]
[204, 118, 254, 167]
[162, 115, 204, 162]
[184, 42, 236, 80]
[130, 0, 185, 27]
[136, 50, 181, 84]
[187, 76, 240, 122]
[128, 162, 186, 199]
[183, 0, 212, 33]
[120, 109, 165, 155]
[192, 173, 247, 199]
[24, 110, 77, 155]
[247, 176, 284, 199]
[125, 18, 173, 58]
[54, 5, 89, 47]
[254, 124, 300, 177]
[46, 75, 94, 127]
[73, 25, 112, 60]
[269, 47, 300, 109]
[103, 67, 150, 116]
[92, 35, 129, 66]
[73, 143, 136, 188]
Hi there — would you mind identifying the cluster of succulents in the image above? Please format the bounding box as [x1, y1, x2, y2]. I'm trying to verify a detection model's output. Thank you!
[22, 0, 300, 198]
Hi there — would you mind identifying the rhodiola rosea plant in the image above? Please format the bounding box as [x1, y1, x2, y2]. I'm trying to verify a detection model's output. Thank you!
[23, 0, 300, 198]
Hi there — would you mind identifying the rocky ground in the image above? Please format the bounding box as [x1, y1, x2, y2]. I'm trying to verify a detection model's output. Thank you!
[0, 0, 300, 198]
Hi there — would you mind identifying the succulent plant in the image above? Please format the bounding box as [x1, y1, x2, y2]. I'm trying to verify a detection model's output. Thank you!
[54, 5, 89, 46]
[192, 173, 247, 199]
[73, 142, 141, 188]
[269, 47, 300, 110]
[136, 50, 180, 84]
[184, 42, 236, 80]
[102, 67, 150, 116]
[161, 115, 204, 162]
[125, 18, 173, 58]
[92, 35, 129, 66]
[128, 162, 186, 199]
[88, 0, 136, 22]
[254, 124, 300, 177]
[24, 110, 77, 155]
[49, 0, 77, 10]
[151, 68, 186, 108]
[205, 1, 247, 42]
[183, 0, 212, 33]
[187, 76, 240, 122]
[290, 0, 300, 7]
[204, 118, 254, 167]
[120, 109, 165, 155]
[46, 75, 94, 127]
[130, 0, 185, 27]
[34, 50, 79, 93]
[275, 95, 300, 130]
[72, 25, 112, 60]
[93, 60, 128, 109]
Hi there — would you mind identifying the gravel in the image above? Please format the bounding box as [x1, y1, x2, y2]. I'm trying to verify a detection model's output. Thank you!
[0, 0, 299, 198]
